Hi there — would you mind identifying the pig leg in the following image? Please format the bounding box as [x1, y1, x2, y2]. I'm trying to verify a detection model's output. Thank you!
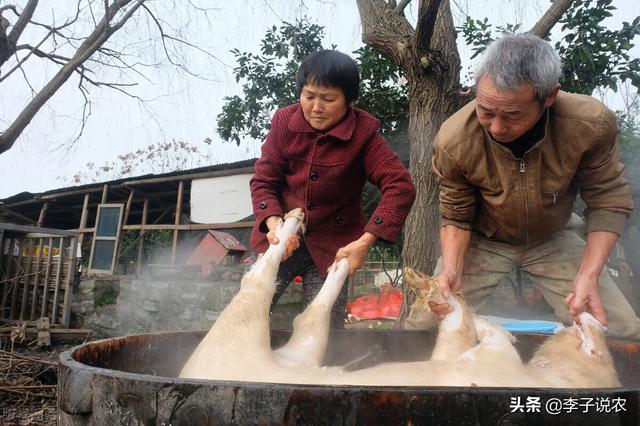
[458, 317, 520, 363]
[273, 258, 350, 368]
[179, 208, 304, 380]
[244, 208, 305, 291]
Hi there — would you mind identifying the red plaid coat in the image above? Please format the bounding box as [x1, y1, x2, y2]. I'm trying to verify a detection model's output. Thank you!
[250, 104, 416, 276]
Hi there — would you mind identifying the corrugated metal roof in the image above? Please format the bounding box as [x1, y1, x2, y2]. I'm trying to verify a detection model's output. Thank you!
[0, 158, 257, 204]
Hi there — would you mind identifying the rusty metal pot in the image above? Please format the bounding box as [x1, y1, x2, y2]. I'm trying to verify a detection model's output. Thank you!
[58, 329, 640, 425]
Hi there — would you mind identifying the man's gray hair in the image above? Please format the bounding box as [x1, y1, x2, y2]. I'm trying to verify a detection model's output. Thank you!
[475, 33, 562, 101]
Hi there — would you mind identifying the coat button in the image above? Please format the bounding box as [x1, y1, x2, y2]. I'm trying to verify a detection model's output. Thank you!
[335, 216, 343, 224]
[374, 216, 383, 224]
[317, 138, 325, 146]
[259, 202, 267, 209]
[309, 171, 318, 181]
[307, 202, 315, 211]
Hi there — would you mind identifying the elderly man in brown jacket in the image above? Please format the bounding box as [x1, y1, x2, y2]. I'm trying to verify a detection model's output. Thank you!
[428, 33, 640, 340]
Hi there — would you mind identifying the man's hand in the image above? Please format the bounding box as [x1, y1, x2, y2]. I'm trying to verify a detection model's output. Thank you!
[564, 230, 617, 326]
[565, 274, 608, 326]
[335, 232, 376, 276]
[265, 215, 300, 261]
[427, 270, 461, 320]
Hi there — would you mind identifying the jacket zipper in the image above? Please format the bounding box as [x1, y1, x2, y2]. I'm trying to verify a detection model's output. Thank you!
[519, 159, 530, 244]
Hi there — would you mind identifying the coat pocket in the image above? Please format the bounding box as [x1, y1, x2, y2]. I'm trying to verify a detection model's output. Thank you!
[541, 177, 571, 209]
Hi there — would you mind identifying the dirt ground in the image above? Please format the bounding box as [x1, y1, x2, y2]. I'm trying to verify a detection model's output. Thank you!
[0, 324, 86, 426]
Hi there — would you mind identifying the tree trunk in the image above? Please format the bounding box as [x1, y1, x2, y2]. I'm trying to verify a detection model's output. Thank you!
[402, 80, 463, 273]
[401, 0, 466, 274]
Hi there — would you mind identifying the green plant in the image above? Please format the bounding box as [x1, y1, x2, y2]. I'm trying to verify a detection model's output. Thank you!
[217, 18, 409, 145]
[456, 0, 640, 94]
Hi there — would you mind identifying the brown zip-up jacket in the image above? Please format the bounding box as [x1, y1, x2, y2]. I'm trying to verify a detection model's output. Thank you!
[432, 91, 634, 245]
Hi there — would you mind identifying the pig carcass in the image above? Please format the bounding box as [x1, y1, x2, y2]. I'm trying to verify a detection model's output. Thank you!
[180, 208, 620, 389]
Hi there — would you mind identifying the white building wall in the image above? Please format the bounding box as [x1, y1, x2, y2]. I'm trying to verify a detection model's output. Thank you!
[190, 173, 253, 223]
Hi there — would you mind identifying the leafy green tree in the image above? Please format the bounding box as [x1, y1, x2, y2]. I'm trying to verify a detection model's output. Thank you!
[217, 19, 324, 145]
[216, 18, 409, 147]
[457, 0, 640, 94]
[558, 0, 640, 94]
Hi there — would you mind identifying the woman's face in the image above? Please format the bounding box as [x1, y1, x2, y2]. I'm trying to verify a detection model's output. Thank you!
[300, 83, 349, 132]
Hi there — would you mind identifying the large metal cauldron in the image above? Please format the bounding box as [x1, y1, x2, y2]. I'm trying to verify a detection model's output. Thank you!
[58, 329, 640, 425]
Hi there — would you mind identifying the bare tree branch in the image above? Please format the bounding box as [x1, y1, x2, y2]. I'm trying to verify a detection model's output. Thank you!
[141, 4, 225, 72]
[394, 0, 412, 15]
[0, 29, 53, 83]
[27, 3, 82, 40]
[71, 75, 92, 150]
[14, 53, 36, 96]
[110, 0, 146, 32]
[6, 0, 38, 45]
[0, 0, 148, 155]
[16, 44, 76, 66]
[528, 0, 575, 39]
[414, 0, 443, 53]
[1, 0, 38, 66]
[356, 0, 416, 68]
[0, 5, 19, 16]
[1, 0, 227, 156]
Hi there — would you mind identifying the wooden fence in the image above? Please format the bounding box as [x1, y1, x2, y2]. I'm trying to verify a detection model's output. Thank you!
[0, 223, 79, 327]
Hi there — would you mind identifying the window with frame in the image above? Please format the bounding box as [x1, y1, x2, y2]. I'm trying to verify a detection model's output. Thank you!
[88, 204, 124, 274]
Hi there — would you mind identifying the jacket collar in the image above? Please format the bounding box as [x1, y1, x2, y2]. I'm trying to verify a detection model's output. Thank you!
[484, 107, 551, 156]
[288, 104, 356, 142]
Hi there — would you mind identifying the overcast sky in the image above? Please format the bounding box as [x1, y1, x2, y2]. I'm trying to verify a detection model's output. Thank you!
[1, 0, 639, 198]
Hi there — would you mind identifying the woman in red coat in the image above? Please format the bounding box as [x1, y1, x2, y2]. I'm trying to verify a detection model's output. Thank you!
[250, 49, 416, 328]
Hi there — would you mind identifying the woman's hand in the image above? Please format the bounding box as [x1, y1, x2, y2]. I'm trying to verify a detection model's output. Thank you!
[265, 215, 300, 261]
[335, 232, 377, 276]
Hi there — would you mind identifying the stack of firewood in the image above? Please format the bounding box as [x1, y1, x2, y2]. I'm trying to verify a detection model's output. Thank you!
[0, 321, 86, 425]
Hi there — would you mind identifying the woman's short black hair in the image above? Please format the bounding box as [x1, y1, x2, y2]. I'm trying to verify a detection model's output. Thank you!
[296, 50, 360, 104]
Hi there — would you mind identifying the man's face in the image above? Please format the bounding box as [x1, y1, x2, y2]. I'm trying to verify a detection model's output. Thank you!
[475, 76, 557, 143]
[300, 83, 348, 132]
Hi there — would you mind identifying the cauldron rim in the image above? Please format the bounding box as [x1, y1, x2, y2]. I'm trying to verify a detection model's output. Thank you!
[59, 329, 640, 392]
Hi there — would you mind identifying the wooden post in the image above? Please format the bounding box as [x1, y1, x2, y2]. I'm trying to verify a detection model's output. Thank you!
[51, 237, 65, 324]
[0, 229, 4, 275]
[101, 184, 109, 204]
[77, 194, 90, 249]
[123, 190, 134, 225]
[19, 238, 35, 319]
[137, 198, 149, 270]
[9, 240, 24, 319]
[0, 233, 7, 318]
[30, 238, 45, 320]
[61, 236, 78, 327]
[41, 237, 54, 318]
[171, 181, 184, 264]
[114, 190, 135, 274]
[37, 202, 49, 227]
